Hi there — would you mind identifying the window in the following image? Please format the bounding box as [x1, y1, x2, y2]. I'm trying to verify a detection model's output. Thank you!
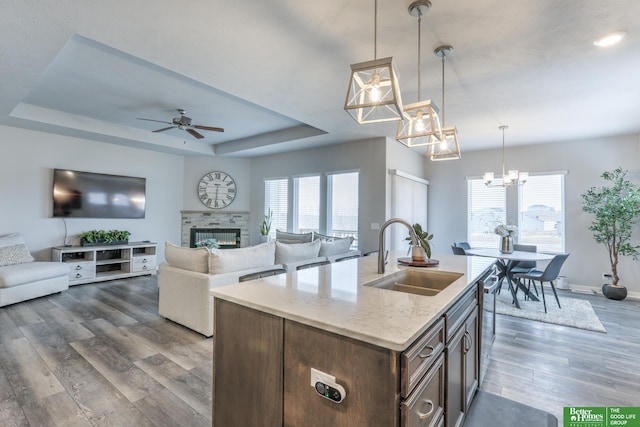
[293, 175, 320, 234]
[264, 178, 288, 240]
[327, 172, 359, 248]
[518, 174, 565, 253]
[467, 178, 506, 248]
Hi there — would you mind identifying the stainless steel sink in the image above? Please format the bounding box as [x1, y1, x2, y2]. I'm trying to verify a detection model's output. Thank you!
[364, 269, 464, 296]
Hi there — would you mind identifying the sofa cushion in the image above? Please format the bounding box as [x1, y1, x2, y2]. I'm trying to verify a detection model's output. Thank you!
[319, 237, 354, 257]
[0, 233, 28, 248]
[0, 244, 35, 266]
[275, 230, 313, 244]
[0, 262, 70, 288]
[275, 240, 321, 264]
[312, 232, 334, 241]
[209, 241, 276, 274]
[165, 242, 210, 274]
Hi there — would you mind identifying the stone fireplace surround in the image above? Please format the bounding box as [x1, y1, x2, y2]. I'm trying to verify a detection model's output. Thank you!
[181, 211, 250, 248]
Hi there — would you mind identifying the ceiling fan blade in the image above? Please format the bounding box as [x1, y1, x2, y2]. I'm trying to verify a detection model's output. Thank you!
[186, 128, 205, 139]
[136, 118, 173, 125]
[193, 125, 225, 133]
[152, 126, 177, 133]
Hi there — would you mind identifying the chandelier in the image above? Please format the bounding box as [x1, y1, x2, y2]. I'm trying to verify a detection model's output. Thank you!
[483, 125, 527, 186]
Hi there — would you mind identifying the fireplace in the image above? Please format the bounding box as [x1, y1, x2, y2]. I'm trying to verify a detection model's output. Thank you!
[181, 211, 250, 248]
[190, 228, 241, 249]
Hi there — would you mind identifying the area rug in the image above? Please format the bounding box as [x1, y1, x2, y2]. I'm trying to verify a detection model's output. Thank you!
[488, 287, 607, 333]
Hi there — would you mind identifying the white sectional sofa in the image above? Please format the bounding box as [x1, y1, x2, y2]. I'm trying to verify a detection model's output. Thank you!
[158, 235, 359, 337]
[0, 233, 69, 307]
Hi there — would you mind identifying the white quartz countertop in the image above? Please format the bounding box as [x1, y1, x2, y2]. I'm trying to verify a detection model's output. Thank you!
[210, 252, 495, 351]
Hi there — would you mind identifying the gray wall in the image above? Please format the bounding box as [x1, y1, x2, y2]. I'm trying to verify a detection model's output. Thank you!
[426, 133, 640, 295]
[182, 156, 252, 211]
[0, 125, 184, 262]
[248, 138, 391, 253]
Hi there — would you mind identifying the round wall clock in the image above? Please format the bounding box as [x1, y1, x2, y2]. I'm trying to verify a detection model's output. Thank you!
[198, 171, 237, 209]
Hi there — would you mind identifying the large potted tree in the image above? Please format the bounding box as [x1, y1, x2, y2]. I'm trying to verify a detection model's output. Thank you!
[581, 168, 640, 300]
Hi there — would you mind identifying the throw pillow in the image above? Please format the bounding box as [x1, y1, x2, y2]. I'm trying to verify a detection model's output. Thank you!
[0, 244, 35, 266]
[275, 230, 313, 244]
[165, 242, 210, 273]
[209, 241, 276, 274]
[0, 233, 26, 248]
[319, 237, 354, 257]
[275, 240, 321, 264]
[312, 232, 334, 242]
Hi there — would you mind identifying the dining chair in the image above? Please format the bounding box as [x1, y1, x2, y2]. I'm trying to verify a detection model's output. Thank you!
[451, 245, 467, 255]
[513, 253, 570, 313]
[454, 242, 471, 250]
[296, 260, 330, 271]
[239, 267, 287, 282]
[508, 244, 538, 296]
[334, 254, 361, 262]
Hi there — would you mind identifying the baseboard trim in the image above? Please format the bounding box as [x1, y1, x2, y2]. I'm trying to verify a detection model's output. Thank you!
[568, 284, 640, 301]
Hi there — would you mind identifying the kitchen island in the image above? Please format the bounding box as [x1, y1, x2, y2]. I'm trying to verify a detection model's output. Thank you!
[210, 252, 495, 427]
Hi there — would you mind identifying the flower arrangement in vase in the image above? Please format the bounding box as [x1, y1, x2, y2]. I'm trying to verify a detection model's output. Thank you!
[494, 224, 517, 253]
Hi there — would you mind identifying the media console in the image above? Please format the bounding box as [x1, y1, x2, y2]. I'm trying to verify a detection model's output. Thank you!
[51, 241, 157, 285]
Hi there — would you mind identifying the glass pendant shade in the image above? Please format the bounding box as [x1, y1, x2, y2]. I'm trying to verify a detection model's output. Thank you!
[344, 57, 404, 124]
[396, 100, 442, 147]
[427, 126, 461, 161]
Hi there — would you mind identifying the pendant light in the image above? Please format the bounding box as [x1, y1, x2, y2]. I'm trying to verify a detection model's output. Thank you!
[344, 0, 403, 124]
[483, 125, 528, 186]
[426, 45, 461, 161]
[396, 0, 442, 147]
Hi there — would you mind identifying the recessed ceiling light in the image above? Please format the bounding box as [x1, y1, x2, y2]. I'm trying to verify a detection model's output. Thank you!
[594, 30, 627, 47]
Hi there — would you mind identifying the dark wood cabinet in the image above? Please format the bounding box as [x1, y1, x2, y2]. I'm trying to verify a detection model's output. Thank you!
[213, 300, 284, 427]
[213, 281, 483, 427]
[445, 287, 479, 427]
[283, 321, 399, 427]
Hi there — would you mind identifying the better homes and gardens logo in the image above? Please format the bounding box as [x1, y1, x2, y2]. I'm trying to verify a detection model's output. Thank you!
[564, 407, 640, 427]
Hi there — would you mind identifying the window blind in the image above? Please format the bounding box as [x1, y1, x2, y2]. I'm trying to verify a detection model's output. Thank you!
[467, 179, 506, 248]
[327, 172, 359, 248]
[518, 174, 565, 253]
[293, 175, 320, 234]
[264, 178, 288, 239]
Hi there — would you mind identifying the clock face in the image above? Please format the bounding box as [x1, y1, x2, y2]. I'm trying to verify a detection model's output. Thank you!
[198, 171, 237, 209]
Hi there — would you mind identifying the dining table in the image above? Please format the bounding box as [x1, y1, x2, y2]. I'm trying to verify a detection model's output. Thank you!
[465, 248, 555, 309]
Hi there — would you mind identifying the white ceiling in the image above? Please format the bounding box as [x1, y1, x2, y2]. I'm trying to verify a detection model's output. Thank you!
[2, 0, 639, 157]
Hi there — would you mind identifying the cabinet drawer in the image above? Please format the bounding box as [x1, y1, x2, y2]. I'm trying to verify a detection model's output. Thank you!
[133, 255, 156, 272]
[401, 353, 445, 427]
[445, 287, 477, 341]
[401, 317, 445, 398]
[67, 262, 95, 281]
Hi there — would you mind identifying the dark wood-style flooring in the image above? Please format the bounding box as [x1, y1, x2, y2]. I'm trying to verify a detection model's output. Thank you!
[482, 289, 640, 424]
[0, 276, 638, 425]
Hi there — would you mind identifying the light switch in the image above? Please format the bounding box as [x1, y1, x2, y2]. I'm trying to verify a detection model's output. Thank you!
[371, 223, 380, 230]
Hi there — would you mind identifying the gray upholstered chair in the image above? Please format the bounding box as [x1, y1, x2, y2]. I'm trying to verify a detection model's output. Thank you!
[513, 253, 570, 313]
[239, 267, 287, 282]
[508, 244, 538, 295]
[451, 245, 467, 255]
[453, 242, 471, 250]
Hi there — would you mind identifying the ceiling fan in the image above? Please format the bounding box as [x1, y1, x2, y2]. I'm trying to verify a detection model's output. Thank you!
[136, 109, 224, 139]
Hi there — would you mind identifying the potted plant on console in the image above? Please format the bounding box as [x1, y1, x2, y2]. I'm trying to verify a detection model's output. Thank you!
[581, 168, 640, 300]
[78, 229, 131, 247]
[259, 209, 273, 242]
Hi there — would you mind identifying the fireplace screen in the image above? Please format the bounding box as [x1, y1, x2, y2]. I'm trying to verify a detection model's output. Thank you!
[190, 228, 241, 249]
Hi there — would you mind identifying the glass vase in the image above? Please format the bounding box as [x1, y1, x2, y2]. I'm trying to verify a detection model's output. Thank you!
[500, 236, 514, 254]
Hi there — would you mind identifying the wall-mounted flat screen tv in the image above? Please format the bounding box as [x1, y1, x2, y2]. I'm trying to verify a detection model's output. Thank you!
[52, 169, 146, 218]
